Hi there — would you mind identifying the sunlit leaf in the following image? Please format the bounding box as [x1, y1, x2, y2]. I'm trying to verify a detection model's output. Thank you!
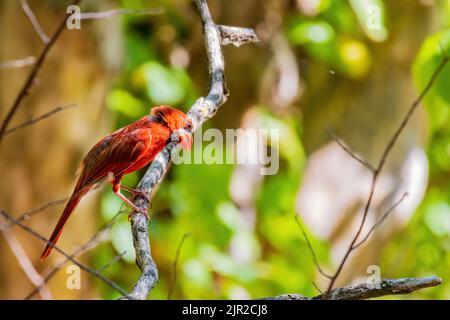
[106, 89, 146, 118]
[139, 61, 190, 105]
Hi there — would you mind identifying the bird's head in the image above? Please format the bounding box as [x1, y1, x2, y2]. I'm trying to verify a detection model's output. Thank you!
[150, 106, 193, 150]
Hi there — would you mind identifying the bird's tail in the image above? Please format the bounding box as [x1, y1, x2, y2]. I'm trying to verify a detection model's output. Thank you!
[40, 187, 88, 260]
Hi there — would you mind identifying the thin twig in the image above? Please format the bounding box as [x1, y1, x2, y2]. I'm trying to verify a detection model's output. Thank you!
[80, 8, 163, 20]
[327, 128, 376, 172]
[0, 56, 36, 69]
[0, 218, 53, 300]
[325, 53, 450, 295]
[20, 0, 50, 44]
[0, 0, 82, 144]
[24, 211, 122, 300]
[96, 251, 126, 273]
[312, 281, 324, 295]
[2, 184, 102, 232]
[353, 192, 409, 250]
[4, 103, 77, 136]
[167, 233, 191, 300]
[0, 209, 129, 297]
[294, 215, 332, 279]
[0, 197, 68, 232]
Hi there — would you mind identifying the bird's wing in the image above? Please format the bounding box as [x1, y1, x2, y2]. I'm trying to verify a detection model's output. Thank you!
[80, 127, 152, 187]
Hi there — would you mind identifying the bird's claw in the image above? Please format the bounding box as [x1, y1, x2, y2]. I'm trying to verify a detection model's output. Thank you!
[128, 207, 151, 223]
[122, 186, 152, 206]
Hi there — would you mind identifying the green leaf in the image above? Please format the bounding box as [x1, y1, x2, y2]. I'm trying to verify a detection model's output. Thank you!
[288, 21, 335, 45]
[106, 89, 146, 118]
[139, 61, 190, 105]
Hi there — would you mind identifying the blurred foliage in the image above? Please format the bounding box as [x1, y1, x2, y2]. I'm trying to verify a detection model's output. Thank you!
[87, 0, 450, 300]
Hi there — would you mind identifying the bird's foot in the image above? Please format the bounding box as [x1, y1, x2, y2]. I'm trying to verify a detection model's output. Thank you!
[127, 206, 151, 223]
[121, 186, 152, 206]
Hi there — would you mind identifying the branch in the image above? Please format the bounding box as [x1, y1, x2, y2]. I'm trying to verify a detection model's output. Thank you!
[327, 128, 375, 172]
[352, 192, 409, 250]
[0, 0, 82, 144]
[123, 0, 259, 300]
[265, 276, 442, 300]
[0, 56, 36, 69]
[24, 211, 121, 300]
[0, 218, 53, 300]
[0, 197, 67, 232]
[218, 25, 260, 47]
[167, 233, 191, 300]
[3, 103, 77, 137]
[0, 209, 128, 297]
[21, 0, 50, 44]
[79, 8, 163, 20]
[96, 251, 126, 273]
[294, 215, 332, 280]
[325, 53, 450, 294]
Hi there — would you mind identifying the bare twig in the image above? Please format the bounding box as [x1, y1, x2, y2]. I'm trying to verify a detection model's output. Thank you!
[4, 103, 77, 136]
[0, 209, 128, 297]
[24, 212, 121, 300]
[0, 197, 68, 232]
[0, 0, 82, 143]
[0, 218, 53, 300]
[353, 192, 409, 250]
[1, 184, 101, 232]
[325, 54, 450, 294]
[123, 0, 259, 300]
[96, 251, 126, 273]
[218, 25, 260, 46]
[265, 276, 442, 300]
[20, 0, 50, 44]
[0, 56, 36, 69]
[294, 215, 332, 279]
[312, 281, 324, 295]
[167, 233, 191, 300]
[327, 128, 376, 172]
[80, 8, 163, 20]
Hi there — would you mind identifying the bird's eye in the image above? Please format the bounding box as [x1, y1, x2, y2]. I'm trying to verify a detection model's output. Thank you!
[185, 120, 193, 131]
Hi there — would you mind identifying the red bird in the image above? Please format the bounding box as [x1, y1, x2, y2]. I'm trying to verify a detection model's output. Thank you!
[40, 106, 193, 260]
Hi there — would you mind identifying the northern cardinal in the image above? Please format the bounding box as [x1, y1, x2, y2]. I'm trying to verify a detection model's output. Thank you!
[40, 106, 193, 260]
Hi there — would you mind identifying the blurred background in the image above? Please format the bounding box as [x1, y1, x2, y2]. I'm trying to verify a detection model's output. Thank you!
[0, 0, 449, 299]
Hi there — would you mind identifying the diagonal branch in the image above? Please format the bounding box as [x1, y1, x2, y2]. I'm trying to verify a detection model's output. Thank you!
[123, 0, 259, 300]
[20, 0, 50, 44]
[352, 192, 409, 250]
[325, 53, 450, 295]
[0, 209, 128, 297]
[167, 233, 191, 300]
[294, 215, 332, 280]
[0, 197, 67, 232]
[24, 211, 121, 300]
[4, 103, 77, 137]
[327, 128, 376, 172]
[0, 217, 53, 300]
[0, 0, 82, 144]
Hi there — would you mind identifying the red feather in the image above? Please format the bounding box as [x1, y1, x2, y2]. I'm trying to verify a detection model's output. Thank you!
[41, 106, 192, 260]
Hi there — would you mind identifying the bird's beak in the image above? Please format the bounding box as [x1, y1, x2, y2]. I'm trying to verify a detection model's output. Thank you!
[179, 130, 193, 150]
